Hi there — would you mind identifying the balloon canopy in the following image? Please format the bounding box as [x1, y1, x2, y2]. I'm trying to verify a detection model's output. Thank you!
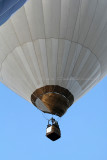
[0, 0, 107, 116]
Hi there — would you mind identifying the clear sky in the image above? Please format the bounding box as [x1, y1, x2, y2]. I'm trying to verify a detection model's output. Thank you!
[0, 76, 107, 160]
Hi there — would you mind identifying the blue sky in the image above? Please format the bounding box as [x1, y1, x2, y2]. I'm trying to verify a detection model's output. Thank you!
[0, 76, 107, 160]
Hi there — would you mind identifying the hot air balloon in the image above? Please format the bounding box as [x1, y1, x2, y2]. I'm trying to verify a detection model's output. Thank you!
[0, 0, 107, 141]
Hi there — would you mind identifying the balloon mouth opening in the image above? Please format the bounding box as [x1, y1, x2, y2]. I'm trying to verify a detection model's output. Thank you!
[31, 85, 74, 117]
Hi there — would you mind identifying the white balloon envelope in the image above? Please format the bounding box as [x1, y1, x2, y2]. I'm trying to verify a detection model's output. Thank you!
[0, 0, 107, 116]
